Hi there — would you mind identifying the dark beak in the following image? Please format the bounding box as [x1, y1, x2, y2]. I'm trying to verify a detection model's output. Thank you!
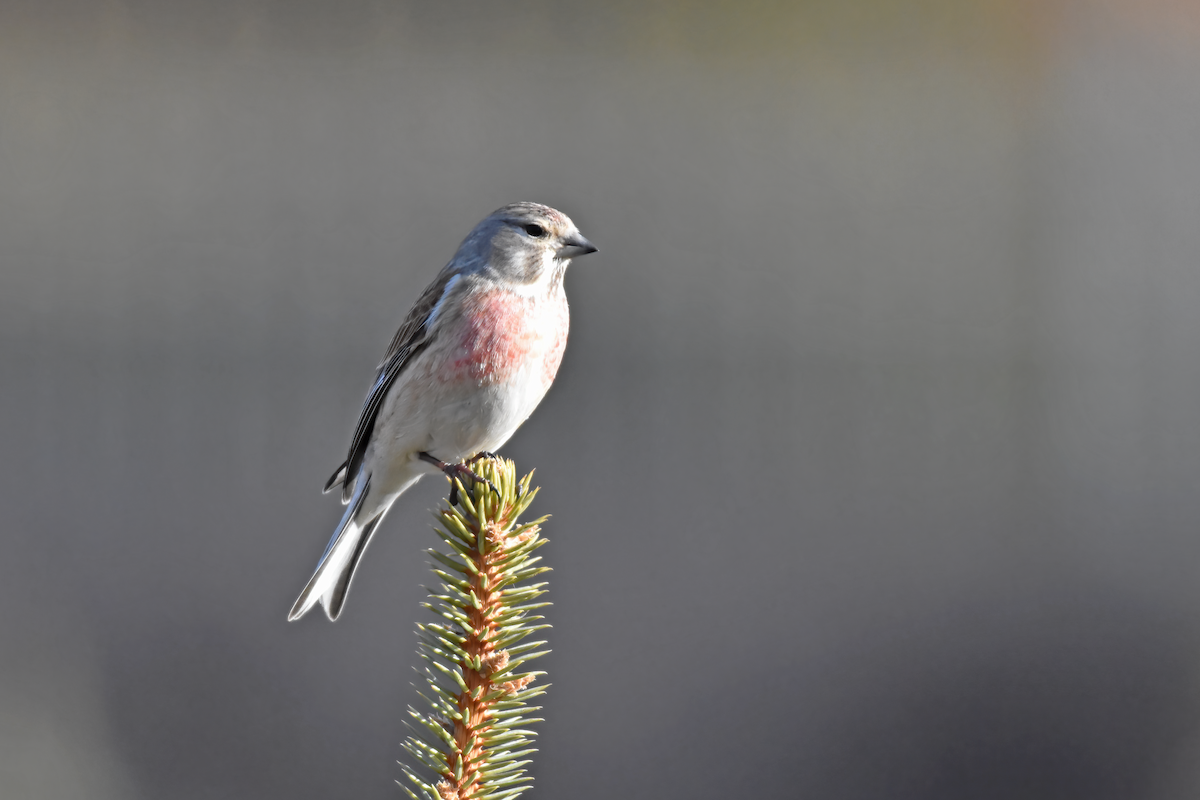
[556, 233, 598, 260]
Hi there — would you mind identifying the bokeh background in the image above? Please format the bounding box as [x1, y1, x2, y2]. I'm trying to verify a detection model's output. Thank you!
[4, 1, 1200, 798]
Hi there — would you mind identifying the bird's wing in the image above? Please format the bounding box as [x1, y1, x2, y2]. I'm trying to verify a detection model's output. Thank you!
[336, 268, 461, 503]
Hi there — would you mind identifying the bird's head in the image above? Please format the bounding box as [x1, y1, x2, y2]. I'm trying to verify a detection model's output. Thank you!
[460, 201, 597, 286]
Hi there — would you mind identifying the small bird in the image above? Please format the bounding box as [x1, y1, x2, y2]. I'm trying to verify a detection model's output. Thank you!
[288, 202, 597, 622]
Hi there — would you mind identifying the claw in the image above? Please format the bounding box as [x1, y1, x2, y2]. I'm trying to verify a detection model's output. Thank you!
[420, 452, 501, 507]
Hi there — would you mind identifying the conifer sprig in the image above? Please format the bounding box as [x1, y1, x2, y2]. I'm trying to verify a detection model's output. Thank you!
[400, 459, 551, 800]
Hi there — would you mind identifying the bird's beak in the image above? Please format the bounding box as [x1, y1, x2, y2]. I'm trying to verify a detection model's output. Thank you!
[556, 233, 598, 260]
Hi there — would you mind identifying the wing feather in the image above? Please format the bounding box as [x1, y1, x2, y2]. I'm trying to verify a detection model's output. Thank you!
[338, 268, 459, 502]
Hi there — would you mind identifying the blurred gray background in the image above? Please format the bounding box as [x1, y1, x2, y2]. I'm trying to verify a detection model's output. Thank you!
[3, 1, 1200, 798]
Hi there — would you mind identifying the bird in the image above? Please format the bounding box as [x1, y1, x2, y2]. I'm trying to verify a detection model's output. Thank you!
[288, 202, 597, 621]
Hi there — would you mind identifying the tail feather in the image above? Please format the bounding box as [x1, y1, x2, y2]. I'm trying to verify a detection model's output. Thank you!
[323, 460, 349, 495]
[291, 467, 425, 622]
[323, 515, 382, 620]
[289, 476, 378, 621]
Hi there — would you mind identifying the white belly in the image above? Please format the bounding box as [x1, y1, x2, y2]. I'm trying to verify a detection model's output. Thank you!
[425, 361, 551, 459]
[362, 348, 552, 502]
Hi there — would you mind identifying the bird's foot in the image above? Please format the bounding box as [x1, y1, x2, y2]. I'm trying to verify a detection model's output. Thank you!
[419, 452, 501, 506]
[465, 452, 521, 496]
[468, 452, 524, 498]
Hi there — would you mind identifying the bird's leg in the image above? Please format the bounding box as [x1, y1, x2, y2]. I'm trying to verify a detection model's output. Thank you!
[419, 452, 501, 506]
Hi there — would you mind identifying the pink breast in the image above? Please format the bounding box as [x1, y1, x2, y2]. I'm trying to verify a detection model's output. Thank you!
[443, 288, 568, 387]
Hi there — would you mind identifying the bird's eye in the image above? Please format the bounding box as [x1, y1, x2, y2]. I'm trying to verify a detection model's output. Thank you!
[523, 223, 546, 238]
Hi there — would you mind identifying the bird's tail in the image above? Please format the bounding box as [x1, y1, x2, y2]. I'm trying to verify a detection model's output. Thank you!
[288, 476, 386, 621]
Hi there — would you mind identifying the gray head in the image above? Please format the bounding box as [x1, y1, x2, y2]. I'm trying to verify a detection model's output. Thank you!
[457, 202, 597, 285]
